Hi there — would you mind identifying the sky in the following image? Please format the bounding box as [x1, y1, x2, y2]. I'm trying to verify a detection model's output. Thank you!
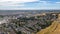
[0, 0, 60, 10]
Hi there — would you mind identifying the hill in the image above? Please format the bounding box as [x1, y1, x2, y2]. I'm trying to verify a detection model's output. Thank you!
[37, 18, 60, 34]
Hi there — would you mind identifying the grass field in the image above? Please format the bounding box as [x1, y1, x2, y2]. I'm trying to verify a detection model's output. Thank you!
[37, 20, 60, 34]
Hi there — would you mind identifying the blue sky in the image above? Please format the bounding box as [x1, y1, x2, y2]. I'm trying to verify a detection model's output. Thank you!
[0, 0, 60, 10]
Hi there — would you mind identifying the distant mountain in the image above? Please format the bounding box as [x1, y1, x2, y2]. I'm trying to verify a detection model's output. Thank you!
[0, 10, 60, 15]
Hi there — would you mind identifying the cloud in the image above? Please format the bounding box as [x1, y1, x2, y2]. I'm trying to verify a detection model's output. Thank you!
[56, 2, 60, 4]
[0, 0, 39, 7]
[0, 0, 60, 10]
[39, 1, 48, 4]
[0, 0, 39, 3]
